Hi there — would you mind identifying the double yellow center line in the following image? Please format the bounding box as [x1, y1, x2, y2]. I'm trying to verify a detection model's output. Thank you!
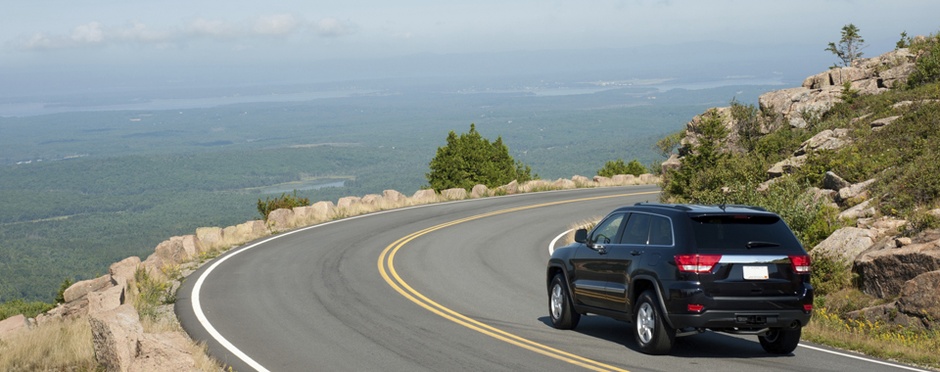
[377, 191, 657, 371]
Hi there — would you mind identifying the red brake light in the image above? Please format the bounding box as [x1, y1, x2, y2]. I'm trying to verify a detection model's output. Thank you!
[675, 254, 722, 273]
[789, 255, 811, 274]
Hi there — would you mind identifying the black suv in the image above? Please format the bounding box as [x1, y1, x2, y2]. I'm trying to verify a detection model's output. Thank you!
[546, 203, 813, 355]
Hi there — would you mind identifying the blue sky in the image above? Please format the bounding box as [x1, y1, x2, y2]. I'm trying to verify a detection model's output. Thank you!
[2, 0, 939, 99]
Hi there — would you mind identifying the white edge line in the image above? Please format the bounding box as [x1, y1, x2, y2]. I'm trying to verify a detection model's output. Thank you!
[547, 228, 931, 372]
[549, 228, 575, 256]
[798, 343, 931, 372]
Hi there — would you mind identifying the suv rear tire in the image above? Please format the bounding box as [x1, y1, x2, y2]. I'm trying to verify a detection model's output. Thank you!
[634, 290, 674, 355]
[758, 328, 801, 354]
[549, 274, 580, 329]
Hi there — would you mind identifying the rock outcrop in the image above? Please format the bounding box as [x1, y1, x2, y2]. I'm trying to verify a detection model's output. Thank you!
[0, 314, 28, 340]
[764, 48, 916, 129]
[855, 239, 940, 299]
[89, 304, 142, 371]
[88, 304, 197, 372]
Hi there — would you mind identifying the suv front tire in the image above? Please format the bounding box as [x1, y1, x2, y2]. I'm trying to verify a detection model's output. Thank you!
[549, 274, 581, 329]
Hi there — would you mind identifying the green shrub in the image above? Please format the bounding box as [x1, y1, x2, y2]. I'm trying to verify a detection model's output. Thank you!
[662, 109, 730, 201]
[55, 278, 72, 304]
[730, 100, 762, 152]
[257, 191, 310, 221]
[0, 299, 54, 320]
[810, 253, 855, 296]
[134, 268, 172, 321]
[597, 158, 647, 177]
[908, 33, 940, 87]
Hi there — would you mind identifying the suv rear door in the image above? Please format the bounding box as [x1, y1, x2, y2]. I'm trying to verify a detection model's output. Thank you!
[603, 212, 676, 312]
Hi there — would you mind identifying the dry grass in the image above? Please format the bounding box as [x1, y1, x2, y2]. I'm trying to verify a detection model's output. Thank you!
[561, 217, 601, 245]
[188, 340, 221, 371]
[803, 306, 940, 370]
[0, 318, 96, 371]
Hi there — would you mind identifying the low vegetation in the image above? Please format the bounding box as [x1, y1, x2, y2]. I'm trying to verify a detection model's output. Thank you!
[0, 317, 96, 370]
[257, 191, 311, 221]
[597, 158, 648, 177]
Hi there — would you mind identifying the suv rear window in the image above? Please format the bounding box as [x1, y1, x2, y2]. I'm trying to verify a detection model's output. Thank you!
[689, 214, 802, 251]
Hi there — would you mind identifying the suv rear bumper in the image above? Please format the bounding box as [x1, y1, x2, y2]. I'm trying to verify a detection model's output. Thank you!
[669, 309, 812, 330]
[662, 281, 813, 330]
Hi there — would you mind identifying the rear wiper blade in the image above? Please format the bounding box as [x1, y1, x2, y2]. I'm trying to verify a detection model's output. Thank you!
[746, 241, 780, 249]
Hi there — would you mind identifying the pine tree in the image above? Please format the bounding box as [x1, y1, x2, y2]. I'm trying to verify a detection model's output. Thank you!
[426, 124, 535, 191]
[825, 24, 866, 67]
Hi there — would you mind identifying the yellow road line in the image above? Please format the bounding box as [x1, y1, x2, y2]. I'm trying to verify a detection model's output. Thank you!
[378, 191, 658, 371]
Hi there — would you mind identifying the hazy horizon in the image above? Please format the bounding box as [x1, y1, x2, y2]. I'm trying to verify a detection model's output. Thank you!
[3, 1, 939, 116]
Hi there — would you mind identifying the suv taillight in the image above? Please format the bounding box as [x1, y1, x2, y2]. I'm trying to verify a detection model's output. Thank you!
[675, 254, 722, 273]
[789, 255, 811, 274]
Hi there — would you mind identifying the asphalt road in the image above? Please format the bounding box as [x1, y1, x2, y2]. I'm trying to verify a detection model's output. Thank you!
[177, 185, 930, 372]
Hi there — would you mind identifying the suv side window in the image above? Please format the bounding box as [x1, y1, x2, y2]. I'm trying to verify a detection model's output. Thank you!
[621, 213, 651, 245]
[590, 213, 626, 244]
[648, 215, 674, 246]
[621, 213, 674, 246]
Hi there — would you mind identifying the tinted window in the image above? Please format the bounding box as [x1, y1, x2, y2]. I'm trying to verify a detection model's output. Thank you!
[690, 215, 801, 250]
[622, 213, 673, 245]
[648, 215, 674, 246]
[622, 213, 651, 245]
[591, 213, 625, 244]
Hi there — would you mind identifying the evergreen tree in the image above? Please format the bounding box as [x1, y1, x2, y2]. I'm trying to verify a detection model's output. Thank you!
[426, 124, 535, 191]
[826, 24, 866, 66]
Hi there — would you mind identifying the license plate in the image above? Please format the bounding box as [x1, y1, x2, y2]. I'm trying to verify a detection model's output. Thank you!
[743, 266, 769, 280]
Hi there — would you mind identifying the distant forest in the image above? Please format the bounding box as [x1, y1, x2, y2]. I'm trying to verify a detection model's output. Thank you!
[0, 84, 776, 302]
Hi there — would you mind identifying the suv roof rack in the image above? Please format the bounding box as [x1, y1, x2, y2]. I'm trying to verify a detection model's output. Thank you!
[632, 202, 768, 213]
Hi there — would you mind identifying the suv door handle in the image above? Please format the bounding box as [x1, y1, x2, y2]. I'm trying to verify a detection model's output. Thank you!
[594, 244, 607, 255]
[631, 250, 644, 256]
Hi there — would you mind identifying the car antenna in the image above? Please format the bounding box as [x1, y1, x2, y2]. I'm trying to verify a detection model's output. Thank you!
[719, 187, 731, 211]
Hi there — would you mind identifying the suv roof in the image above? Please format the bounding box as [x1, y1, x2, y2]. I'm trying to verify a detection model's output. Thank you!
[613, 202, 771, 216]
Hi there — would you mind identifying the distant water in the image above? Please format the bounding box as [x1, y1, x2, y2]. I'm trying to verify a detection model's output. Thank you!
[0, 89, 380, 117]
[260, 180, 347, 195]
[0, 75, 788, 117]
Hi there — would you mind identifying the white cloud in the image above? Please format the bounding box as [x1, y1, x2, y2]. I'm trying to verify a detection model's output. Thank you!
[70, 22, 105, 44]
[115, 21, 173, 43]
[19, 33, 57, 50]
[254, 14, 300, 36]
[185, 18, 237, 38]
[11, 14, 348, 51]
[314, 18, 357, 38]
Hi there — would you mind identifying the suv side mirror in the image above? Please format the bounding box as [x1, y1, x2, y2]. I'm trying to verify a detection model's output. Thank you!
[574, 228, 588, 244]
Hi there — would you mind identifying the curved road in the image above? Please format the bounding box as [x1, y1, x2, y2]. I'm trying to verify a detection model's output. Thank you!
[177, 186, 928, 372]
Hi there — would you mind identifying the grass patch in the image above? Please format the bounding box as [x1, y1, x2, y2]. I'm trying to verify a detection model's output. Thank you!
[804, 306, 940, 369]
[0, 318, 96, 371]
[0, 299, 54, 320]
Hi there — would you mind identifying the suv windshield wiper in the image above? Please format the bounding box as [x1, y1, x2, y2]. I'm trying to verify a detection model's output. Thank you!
[746, 241, 780, 249]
